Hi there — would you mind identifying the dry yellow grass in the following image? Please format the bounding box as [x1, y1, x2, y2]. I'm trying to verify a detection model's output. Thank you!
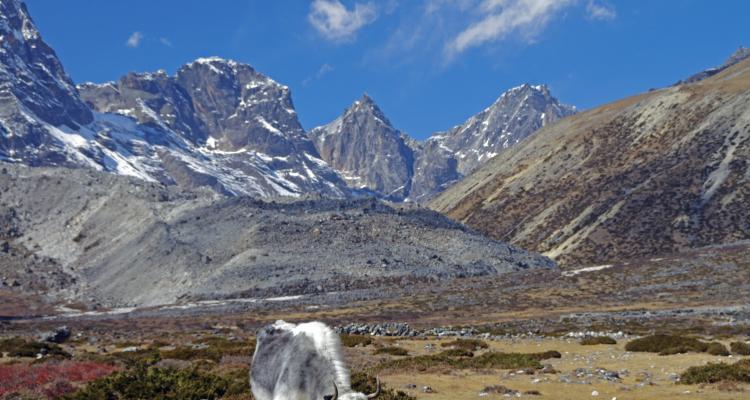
[354, 337, 750, 400]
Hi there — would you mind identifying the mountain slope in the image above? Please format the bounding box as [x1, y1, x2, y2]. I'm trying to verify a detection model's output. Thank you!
[309, 94, 415, 199]
[0, 163, 554, 307]
[431, 56, 750, 267]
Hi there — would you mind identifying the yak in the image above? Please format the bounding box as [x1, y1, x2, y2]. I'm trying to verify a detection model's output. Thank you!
[250, 320, 381, 400]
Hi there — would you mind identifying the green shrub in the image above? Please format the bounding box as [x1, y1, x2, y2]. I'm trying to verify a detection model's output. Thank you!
[114, 341, 141, 348]
[0, 337, 27, 353]
[440, 338, 489, 351]
[0, 337, 71, 359]
[160, 337, 255, 362]
[217, 366, 251, 396]
[706, 342, 730, 356]
[468, 352, 547, 369]
[64, 363, 233, 400]
[730, 341, 750, 355]
[351, 372, 415, 400]
[580, 336, 617, 345]
[625, 334, 708, 354]
[340, 334, 374, 348]
[680, 359, 750, 384]
[373, 350, 559, 373]
[374, 347, 408, 356]
[533, 350, 562, 360]
[110, 348, 162, 366]
[437, 348, 474, 357]
[658, 346, 694, 356]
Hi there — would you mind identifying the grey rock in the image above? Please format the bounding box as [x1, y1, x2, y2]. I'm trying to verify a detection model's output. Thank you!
[37, 326, 70, 343]
[1, 163, 555, 308]
[309, 94, 415, 200]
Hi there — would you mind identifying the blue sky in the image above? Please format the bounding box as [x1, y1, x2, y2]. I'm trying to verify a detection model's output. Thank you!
[25, 0, 750, 140]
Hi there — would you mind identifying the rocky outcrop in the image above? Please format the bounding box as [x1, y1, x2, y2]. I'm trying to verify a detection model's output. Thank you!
[309, 94, 415, 199]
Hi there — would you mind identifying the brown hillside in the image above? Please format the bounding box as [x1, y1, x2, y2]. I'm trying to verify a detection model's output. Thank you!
[431, 58, 750, 267]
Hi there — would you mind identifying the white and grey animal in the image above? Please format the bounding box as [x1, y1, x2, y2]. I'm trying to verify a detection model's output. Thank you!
[250, 320, 381, 400]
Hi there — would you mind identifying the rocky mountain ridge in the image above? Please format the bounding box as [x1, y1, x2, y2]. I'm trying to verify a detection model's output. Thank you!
[0, 0, 350, 198]
[675, 46, 750, 85]
[311, 84, 576, 201]
[0, 0, 92, 163]
[0, 0, 579, 203]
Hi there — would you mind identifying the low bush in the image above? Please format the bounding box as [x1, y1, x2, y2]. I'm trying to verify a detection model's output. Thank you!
[0, 361, 118, 398]
[730, 341, 750, 355]
[481, 385, 518, 395]
[658, 346, 694, 356]
[706, 342, 730, 356]
[580, 336, 617, 345]
[340, 334, 374, 348]
[373, 350, 559, 373]
[625, 334, 708, 354]
[0, 337, 71, 359]
[64, 363, 239, 400]
[437, 348, 474, 357]
[680, 359, 750, 384]
[160, 337, 255, 362]
[533, 350, 562, 360]
[108, 348, 162, 366]
[351, 372, 415, 400]
[0, 337, 27, 353]
[374, 347, 408, 356]
[439, 338, 488, 351]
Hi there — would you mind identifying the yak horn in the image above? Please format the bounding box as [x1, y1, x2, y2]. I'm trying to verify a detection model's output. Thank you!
[326, 381, 338, 400]
[366, 376, 381, 399]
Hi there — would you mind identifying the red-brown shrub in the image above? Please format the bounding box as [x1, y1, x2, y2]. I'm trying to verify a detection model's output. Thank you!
[0, 361, 119, 398]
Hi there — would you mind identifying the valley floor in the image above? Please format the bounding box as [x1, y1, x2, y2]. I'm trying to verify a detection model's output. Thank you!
[1, 242, 749, 399]
[374, 337, 749, 400]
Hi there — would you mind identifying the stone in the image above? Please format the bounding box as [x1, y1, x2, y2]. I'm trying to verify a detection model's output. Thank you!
[37, 326, 71, 343]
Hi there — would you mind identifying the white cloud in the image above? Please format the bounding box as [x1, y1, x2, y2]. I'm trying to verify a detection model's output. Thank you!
[308, 0, 378, 42]
[445, 0, 576, 58]
[303, 63, 335, 86]
[585, 0, 616, 21]
[159, 37, 173, 47]
[125, 31, 143, 48]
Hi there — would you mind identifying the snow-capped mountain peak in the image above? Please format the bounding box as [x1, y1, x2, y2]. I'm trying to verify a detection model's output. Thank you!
[410, 83, 575, 201]
[0, 0, 350, 199]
